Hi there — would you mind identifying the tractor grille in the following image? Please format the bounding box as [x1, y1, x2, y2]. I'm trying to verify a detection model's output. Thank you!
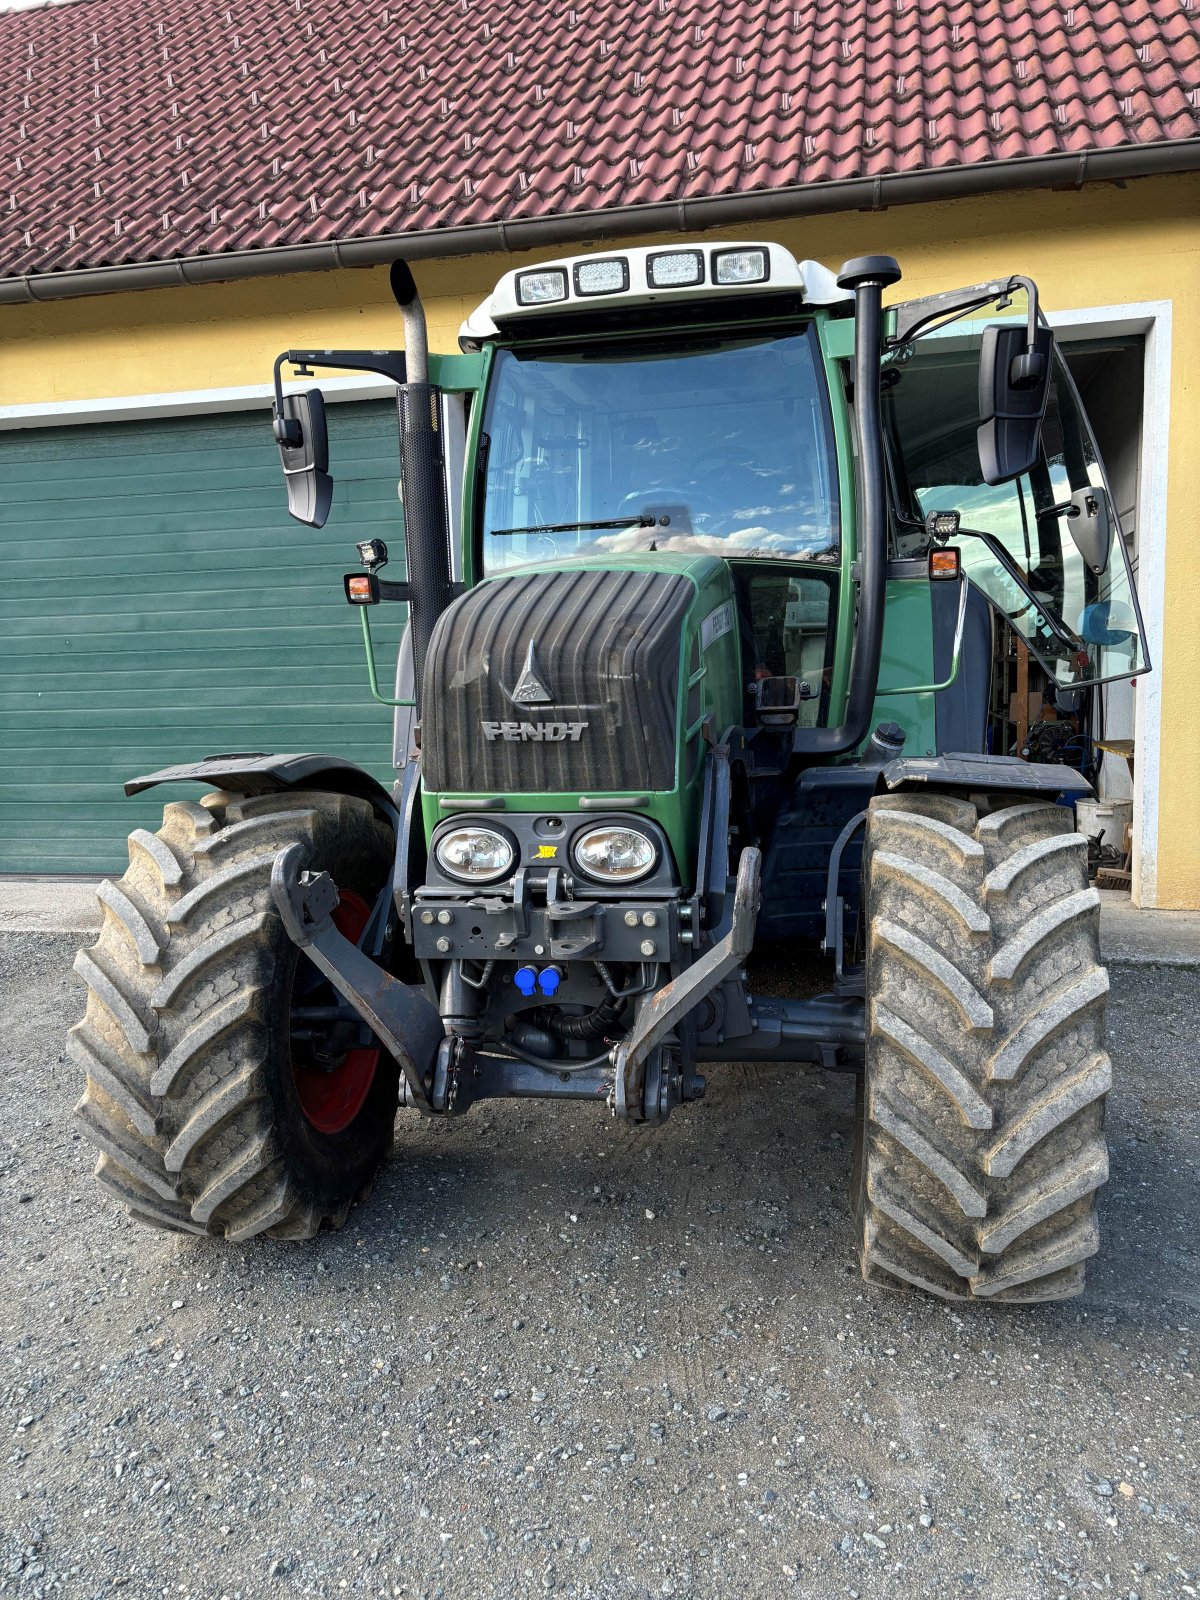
[422, 567, 693, 795]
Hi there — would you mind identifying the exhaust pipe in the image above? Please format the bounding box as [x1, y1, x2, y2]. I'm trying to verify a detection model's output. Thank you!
[390, 260, 454, 714]
[794, 253, 902, 757]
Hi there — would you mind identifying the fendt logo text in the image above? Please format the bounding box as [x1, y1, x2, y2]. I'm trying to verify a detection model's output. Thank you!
[481, 720, 588, 743]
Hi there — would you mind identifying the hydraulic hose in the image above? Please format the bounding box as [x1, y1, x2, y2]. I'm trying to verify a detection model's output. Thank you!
[794, 254, 902, 757]
[538, 994, 627, 1040]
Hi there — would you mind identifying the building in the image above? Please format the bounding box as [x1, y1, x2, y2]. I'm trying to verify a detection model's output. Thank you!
[0, 0, 1197, 905]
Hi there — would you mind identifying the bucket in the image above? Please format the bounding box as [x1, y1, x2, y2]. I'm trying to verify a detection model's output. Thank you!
[1075, 797, 1132, 846]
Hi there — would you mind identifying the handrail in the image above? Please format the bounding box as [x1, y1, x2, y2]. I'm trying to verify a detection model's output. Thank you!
[876, 575, 968, 696]
[359, 607, 415, 708]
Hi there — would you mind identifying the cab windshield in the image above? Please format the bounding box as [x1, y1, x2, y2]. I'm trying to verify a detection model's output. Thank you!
[479, 326, 840, 573]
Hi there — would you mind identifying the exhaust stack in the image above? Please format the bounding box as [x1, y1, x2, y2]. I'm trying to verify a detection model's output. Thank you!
[793, 253, 902, 757]
[390, 260, 454, 714]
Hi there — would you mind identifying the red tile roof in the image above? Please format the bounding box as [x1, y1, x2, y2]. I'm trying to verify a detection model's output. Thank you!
[0, 0, 1197, 282]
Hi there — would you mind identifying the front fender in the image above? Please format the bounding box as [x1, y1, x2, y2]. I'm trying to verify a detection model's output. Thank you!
[882, 752, 1093, 799]
[124, 752, 398, 824]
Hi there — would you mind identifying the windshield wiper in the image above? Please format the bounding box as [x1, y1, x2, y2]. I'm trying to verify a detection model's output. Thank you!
[488, 514, 655, 538]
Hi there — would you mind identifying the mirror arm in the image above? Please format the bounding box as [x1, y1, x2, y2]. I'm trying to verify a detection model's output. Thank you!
[888, 274, 1040, 350]
[272, 349, 409, 401]
[271, 354, 300, 443]
[271, 348, 410, 447]
[1003, 275, 1047, 389]
[1009, 274, 1041, 355]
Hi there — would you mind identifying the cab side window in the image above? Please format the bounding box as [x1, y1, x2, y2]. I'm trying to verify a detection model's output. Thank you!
[883, 309, 1145, 687]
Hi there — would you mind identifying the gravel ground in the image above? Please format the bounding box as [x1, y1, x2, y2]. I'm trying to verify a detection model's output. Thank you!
[1, 931, 1196, 1600]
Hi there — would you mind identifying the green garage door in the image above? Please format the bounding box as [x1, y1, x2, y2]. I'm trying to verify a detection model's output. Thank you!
[0, 400, 407, 873]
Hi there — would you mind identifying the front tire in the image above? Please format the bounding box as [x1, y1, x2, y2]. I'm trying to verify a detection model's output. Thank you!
[855, 792, 1110, 1302]
[70, 789, 398, 1240]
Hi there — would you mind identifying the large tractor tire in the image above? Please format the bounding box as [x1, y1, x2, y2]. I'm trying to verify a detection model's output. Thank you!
[854, 792, 1110, 1302]
[70, 789, 399, 1241]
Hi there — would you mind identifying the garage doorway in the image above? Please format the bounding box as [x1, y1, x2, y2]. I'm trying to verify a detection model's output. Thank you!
[0, 399, 405, 873]
[1062, 334, 1145, 812]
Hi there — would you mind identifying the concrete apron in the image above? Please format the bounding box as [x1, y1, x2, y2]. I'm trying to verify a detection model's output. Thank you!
[2, 878, 1198, 968]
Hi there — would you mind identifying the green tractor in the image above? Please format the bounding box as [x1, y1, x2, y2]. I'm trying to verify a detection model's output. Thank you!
[72, 243, 1146, 1300]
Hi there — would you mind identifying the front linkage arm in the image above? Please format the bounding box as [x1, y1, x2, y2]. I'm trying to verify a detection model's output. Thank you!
[271, 844, 446, 1113]
[612, 846, 762, 1123]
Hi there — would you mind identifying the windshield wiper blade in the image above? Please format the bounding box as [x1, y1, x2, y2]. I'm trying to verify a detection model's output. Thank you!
[487, 514, 655, 538]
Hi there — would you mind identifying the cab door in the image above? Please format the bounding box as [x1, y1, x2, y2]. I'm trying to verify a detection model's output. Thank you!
[882, 280, 1148, 689]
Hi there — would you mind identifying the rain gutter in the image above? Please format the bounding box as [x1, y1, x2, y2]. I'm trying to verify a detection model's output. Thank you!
[1, 138, 1197, 306]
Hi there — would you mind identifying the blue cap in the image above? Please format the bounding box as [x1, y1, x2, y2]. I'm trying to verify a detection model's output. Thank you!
[513, 966, 538, 997]
[537, 965, 563, 997]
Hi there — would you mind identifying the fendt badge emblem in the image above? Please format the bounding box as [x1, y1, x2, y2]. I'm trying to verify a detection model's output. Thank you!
[508, 640, 555, 706]
[486, 638, 589, 741]
[482, 720, 587, 742]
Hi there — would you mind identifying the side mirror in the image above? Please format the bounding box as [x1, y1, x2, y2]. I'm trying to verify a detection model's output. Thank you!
[976, 323, 1054, 486]
[273, 389, 332, 528]
[1064, 483, 1113, 575]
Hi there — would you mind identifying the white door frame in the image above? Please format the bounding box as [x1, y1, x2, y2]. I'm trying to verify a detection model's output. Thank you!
[0, 306, 1173, 904]
[1049, 301, 1171, 908]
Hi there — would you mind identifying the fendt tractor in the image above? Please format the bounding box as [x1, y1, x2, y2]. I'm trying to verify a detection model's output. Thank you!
[72, 242, 1146, 1302]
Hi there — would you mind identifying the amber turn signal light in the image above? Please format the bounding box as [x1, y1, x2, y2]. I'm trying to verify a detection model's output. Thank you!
[343, 572, 380, 605]
[928, 547, 961, 581]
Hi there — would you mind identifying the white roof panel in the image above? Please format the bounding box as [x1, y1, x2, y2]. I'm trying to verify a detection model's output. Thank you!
[459, 241, 850, 346]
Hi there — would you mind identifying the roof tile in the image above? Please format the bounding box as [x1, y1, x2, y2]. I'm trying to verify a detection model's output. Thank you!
[0, 0, 1195, 280]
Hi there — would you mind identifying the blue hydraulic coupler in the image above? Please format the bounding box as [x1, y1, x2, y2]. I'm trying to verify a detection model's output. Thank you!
[537, 965, 564, 997]
[513, 966, 538, 997]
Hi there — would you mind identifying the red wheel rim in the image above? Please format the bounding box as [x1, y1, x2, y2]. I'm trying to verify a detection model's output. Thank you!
[291, 888, 382, 1134]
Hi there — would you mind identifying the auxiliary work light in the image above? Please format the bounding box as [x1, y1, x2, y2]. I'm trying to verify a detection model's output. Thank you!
[515, 268, 568, 306]
[356, 538, 389, 570]
[573, 257, 629, 296]
[712, 247, 769, 285]
[925, 510, 961, 541]
[647, 249, 705, 289]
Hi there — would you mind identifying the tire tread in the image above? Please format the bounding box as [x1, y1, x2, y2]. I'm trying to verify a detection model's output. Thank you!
[71, 789, 393, 1241]
[858, 791, 1110, 1303]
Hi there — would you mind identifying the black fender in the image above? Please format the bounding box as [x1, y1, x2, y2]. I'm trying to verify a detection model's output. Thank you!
[124, 752, 399, 826]
[882, 752, 1094, 799]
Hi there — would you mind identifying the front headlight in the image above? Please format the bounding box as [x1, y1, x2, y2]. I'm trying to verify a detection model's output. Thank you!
[572, 825, 657, 884]
[434, 825, 515, 883]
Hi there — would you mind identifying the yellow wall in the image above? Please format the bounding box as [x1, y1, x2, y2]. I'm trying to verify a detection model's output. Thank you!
[3, 174, 1198, 904]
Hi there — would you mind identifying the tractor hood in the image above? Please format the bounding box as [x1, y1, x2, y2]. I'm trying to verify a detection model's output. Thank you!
[421, 558, 722, 799]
